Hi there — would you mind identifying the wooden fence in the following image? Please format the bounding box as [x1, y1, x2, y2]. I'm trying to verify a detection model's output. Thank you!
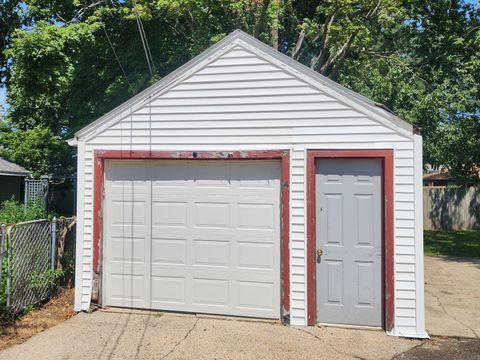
[423, 187, 480, 230]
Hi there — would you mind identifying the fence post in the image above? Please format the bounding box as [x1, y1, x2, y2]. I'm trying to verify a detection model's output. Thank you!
[6, 226, 11, 308]
[51, 217, 57, 270]
[0, 224, 5, 291]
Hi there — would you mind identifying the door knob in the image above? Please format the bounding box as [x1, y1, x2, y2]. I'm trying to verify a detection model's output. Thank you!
[316, 248, 324, 257]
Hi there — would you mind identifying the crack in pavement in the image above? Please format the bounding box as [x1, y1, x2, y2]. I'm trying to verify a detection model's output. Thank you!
[160, 318, 200, 359]
[426, 289, 479, 339]
[294, 327, 367, 360]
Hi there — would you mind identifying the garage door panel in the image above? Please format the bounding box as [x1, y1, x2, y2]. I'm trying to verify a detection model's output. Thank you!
[110, 201, 147, 225]
[108, 160, 147, 175]
[151, 163, 188, 184]
[152, 201, 188, 227]
[237, 242, 275, 270]
[233, 162, 280, 186]
[109, 227, 147, 242]
[108, 265, 147, 277]
[193, 239, 229, 267]
[106, 274, 147, 307]
[191, 163, 231, 186]
[151, 276, 186, 304]
[109, 237, 146, 263]
[237, 204, 275, 231]
[192, 278, 229, 306]
[105, 160, 280, 319]
[189, 229, 276, 243]
[237, 281, 275, 310]
[151, 238, 187, 265]
[194, 202, 231, 228]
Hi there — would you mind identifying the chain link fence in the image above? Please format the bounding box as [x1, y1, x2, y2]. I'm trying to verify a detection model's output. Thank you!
[0, 217, 76, 316]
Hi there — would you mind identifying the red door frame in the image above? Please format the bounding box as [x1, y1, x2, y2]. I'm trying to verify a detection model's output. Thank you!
[93, 150, 290, 316]
[306, 149, 394, 330]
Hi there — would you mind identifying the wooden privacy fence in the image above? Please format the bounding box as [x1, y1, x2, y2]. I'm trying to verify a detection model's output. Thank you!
[423, 187, 480, 230]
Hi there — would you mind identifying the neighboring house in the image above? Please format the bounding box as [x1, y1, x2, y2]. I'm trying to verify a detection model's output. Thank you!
[69, 30, 426, 338]
[0, 156, 30, 203]
[423, 168, 478, 187]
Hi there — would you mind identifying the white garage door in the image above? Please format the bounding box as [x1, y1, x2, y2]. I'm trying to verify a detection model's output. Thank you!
[104, 160, 281, 319]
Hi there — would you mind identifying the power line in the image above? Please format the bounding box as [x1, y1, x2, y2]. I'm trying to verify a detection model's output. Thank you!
[131, 0, 155, 79]
[135, 5, 155, 73]
[101, 24, 136, 95]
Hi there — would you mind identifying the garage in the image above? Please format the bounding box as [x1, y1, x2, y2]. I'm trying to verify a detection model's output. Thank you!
[69, 30, 427, 337]
[104, 160, 281, 318]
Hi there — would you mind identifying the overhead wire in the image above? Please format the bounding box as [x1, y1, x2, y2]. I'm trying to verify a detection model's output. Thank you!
[131, 0, 156, 79]
[101, 24, 137, 95]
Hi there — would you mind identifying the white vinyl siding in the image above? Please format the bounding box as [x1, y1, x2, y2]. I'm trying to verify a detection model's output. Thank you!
[75, 39, 424, 337]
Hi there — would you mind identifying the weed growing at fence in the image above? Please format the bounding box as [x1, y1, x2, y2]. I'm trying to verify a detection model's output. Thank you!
[30, 269, 64, 289]
[0, 199, 45, 225]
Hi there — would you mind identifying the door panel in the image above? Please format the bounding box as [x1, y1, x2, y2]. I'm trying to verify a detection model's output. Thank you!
[316, 158, 382, 326]
[104, 160, 281, 319]
[104, 161, 151, 309]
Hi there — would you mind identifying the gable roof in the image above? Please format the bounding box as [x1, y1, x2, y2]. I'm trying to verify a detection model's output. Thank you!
[70, 29, 414, 144]
[0, 156, 31, 177]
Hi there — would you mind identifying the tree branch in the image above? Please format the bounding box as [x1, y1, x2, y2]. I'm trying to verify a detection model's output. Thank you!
[291, 28, 305, 59]
[254, 0, 271, 38]
[310, 11, 336, 69]
[366, 0, 383, 20]
[324, 29, 359, 78]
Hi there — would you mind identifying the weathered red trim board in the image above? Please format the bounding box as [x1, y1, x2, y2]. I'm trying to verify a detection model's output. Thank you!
[306, 149, 394, 330]
[93, 150, 291, 316]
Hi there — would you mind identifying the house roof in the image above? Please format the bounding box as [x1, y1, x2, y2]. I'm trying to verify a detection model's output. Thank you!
[69, 29, 414, 145]
[423, 170, 456, 181]
[0, 156, 30, 177]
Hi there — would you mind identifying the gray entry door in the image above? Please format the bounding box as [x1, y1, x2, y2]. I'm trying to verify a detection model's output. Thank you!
[315, 158, 382, 327]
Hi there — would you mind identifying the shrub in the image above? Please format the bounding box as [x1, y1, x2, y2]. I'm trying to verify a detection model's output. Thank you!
[0, 198, 45, 225]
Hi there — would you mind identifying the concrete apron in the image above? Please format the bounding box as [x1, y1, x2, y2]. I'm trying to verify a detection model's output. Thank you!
[0, 311, 422, 360]
[425, 256, 480, 339]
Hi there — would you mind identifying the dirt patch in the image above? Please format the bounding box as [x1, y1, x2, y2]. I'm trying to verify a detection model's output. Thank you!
[394, 337, 480, 360]
[0, 288, 75, 351]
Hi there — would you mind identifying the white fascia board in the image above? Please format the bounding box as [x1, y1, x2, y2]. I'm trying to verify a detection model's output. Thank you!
[67, 137, 78, 146]
[0, 171, 30, 177]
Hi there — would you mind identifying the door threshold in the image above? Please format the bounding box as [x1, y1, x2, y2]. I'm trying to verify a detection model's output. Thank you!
[317, 322, 383, 331]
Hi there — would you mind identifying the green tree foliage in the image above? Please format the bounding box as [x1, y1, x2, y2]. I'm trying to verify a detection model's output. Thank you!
[1, 0, 479, 179]
[0, 0, 22, 85]
[6, 22, 98, 131]
[339, 0, 480, 179]
[0, 126, 72, 177]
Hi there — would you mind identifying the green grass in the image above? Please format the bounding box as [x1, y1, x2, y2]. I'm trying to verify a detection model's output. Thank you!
[424, 230, 480, 257]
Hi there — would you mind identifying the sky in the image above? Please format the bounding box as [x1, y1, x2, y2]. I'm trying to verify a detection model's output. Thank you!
[0, 87, 6, 113]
